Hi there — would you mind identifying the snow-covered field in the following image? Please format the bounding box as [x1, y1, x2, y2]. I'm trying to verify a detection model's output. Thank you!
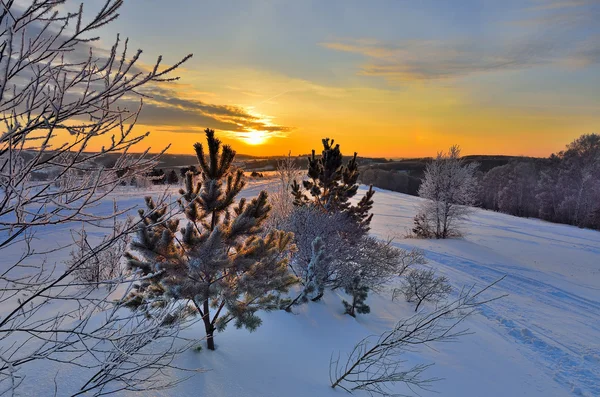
[6, 182, 600, 396]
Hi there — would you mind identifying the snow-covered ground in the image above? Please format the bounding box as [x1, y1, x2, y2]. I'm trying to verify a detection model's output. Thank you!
[5, 182, 600, 396]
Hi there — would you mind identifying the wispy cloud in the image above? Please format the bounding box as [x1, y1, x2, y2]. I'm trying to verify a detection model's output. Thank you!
[320, 39, 542, 82]
[321, 0, 599, 83]
[527, 0, 593, 11]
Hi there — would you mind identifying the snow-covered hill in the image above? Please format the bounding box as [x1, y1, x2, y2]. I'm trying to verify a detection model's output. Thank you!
[8, 183, 600, 396]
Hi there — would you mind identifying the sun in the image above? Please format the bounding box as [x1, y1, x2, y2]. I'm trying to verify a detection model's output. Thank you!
[242, 130, 269, 145]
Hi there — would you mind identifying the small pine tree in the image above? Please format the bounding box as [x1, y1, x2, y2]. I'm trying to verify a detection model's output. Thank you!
[147, 168, 166, 184]
[166, 169, 179, 184]
[125, 128, 297, 350]
[412, 212, 433, 238]
[342, 276, 370, 317]
[180, 165, 199, 178]
[291, 138, 375, 231]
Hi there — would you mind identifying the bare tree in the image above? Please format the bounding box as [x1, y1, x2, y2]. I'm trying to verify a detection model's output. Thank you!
[393, 268, 452, 312]
[265, 151, 303, 230]
[330, 277, 506, 396]
[68, 201, 130, 288]
[413, 145, 478, 239]
[0, 1, 195, 394]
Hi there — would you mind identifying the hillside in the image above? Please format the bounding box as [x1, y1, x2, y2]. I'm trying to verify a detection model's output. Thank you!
[14, 183, 599, 397]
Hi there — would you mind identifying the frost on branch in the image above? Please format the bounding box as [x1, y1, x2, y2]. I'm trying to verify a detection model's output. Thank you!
[393, 268, 452, 312]
[413, 145, 478, 239]
[330, 277, 506, 396]
[0, 0, 193, 394]
[282, 206, 424, 313]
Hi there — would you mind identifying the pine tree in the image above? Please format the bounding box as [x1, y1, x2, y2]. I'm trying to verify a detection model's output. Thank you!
[148, 168, 166, 184]
[291, 138, 375, 231]
[167, 169, 179, 184]
[125, 128, 297, 350]
[342, 276, 370, 317]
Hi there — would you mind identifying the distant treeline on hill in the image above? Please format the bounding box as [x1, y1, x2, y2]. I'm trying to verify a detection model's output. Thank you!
[359, 155, 532, 195]
[360, 134, 600, 231]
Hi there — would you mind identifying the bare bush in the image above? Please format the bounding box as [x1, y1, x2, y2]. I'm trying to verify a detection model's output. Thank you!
[0, 1, 194, 394]
[266, 152, 303, 230]
[393, 268, 452, 312]
[330, 277, 506, 396]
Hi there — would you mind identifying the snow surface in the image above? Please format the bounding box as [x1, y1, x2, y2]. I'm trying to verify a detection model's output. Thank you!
[5, 182, 600, 396]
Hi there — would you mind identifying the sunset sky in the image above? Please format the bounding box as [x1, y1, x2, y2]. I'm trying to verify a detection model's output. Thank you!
[98, 0, 599, 158]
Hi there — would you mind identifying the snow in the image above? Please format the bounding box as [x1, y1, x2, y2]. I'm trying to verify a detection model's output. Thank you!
[4, 183, 600, 396]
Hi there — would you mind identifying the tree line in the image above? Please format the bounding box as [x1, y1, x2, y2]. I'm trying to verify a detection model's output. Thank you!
[478, 134, 600, 230]
[362, 134, 600, 231]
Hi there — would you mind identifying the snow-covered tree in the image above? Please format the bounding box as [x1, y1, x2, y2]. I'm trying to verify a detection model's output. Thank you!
[282, 206, 424, 310]
[553, 134, 600, 228]
[125, 129, 297, 350]
[297, 236, 328, 304]
[413, 145, 478, 239]
[394, 269, 452, 312]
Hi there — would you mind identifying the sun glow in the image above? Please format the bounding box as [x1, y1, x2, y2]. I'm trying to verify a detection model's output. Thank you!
[242, 130, 269, 145]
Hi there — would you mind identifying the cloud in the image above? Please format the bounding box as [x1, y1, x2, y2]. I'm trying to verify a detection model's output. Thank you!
[320, 39, 544, 82]
[8, 4, 291, 143]
[321, 0, 599, 83]
[123, 84, 292, 138]
[527, 0, 593, 11]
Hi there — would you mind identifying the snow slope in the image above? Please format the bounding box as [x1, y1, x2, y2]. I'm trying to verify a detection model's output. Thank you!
[162, 184, 600, 397]
[5, 183, 600, 396]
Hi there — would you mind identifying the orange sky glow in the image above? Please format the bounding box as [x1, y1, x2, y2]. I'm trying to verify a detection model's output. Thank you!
[71, 0, 599, 159]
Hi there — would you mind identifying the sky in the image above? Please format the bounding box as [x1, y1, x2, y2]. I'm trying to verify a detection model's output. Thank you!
[92, 0, 599, 158]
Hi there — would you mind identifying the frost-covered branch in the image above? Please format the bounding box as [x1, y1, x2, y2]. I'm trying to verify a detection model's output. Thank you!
[330, 277, 506, 396]
[413, 145, 478, 239]
[0, 1, 193, 394]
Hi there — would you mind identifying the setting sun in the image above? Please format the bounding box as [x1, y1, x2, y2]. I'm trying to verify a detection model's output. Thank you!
[241, 130, 269, 145]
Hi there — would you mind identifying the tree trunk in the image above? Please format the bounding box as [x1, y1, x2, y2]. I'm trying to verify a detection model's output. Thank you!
[311, 292, 324, 302]
[284, 292, 304, 312]
[349, 294, 356, 317]
[203, 300, 216, 350]
[415, 297, 423, 312]
[206, 329, 215, 351]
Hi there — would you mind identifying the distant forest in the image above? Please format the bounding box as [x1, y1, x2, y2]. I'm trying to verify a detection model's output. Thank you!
[360, 134, 600, 230]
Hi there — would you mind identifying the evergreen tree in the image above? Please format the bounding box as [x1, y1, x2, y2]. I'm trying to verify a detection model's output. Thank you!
[166, 169, 179, 184]
[342, 276, 370, 317]
[125, 128, 297, 350]
[180, 165, 199, 178]
[147, 168, 166, 184]
[291, 138, 375, 231]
